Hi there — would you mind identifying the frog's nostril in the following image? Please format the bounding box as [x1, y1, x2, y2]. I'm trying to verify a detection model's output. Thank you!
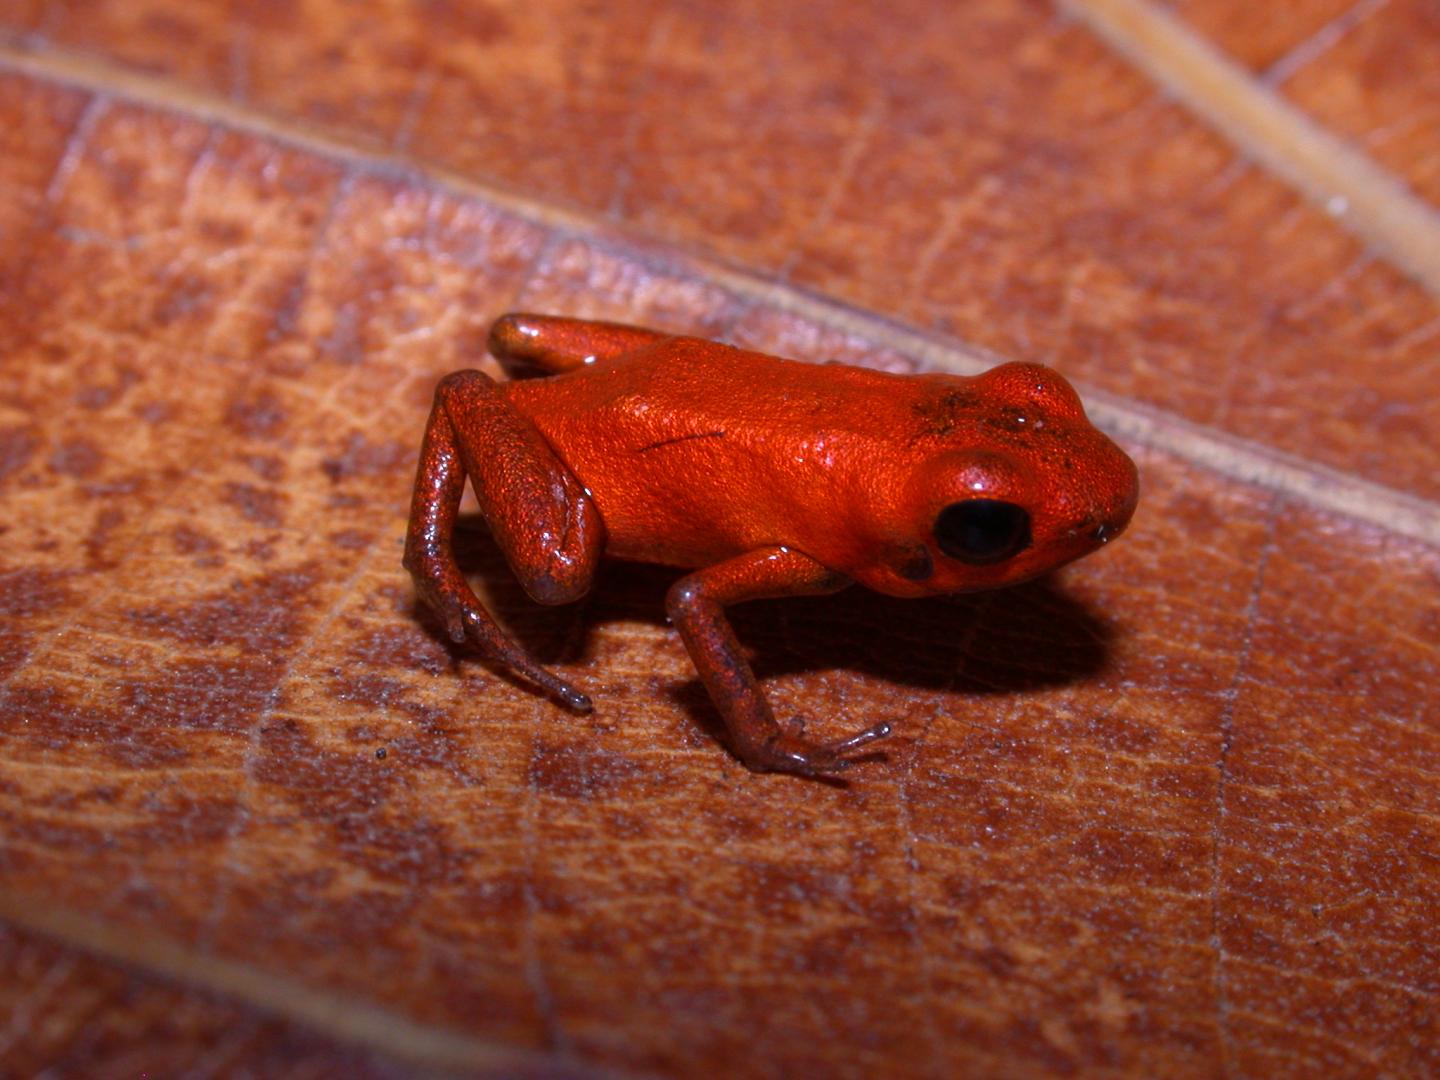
[1090, 513, 1132, 545]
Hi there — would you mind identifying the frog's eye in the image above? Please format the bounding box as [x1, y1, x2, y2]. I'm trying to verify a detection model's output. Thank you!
[934, 500, 1031, 565]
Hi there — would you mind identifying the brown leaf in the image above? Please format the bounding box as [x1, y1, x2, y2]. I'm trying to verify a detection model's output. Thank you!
[1, 2, 1437, 1077]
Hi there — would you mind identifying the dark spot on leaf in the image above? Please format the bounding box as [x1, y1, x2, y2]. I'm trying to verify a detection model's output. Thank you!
[418, 0, 511, 42]
[104, 736, 190, 768]
[252, 717, 473, 886]
[347, 625, 450, 677]
[49, 437, 104, 478]
[321, 432, 410, 482]
[224, 391, 287, 439]
[81, 474, 144, 498]
[135, 400, 176, 425]
[328, 529, 372, 550]
[244, 454, 285, 482]
[199, 217, 246, 245]
[223, 481, 286, 528]
[119, 658, 282, 735]
[151, 277, 215, 325]
[84, 506, 127, 567]
[126, 563, 321, 652]
[0, 567, 74, 618]
[74, 369, 141, 411]
[0, 427, 38, 483]
[528, 740, 646, 799]
[172, 523, 220, 555]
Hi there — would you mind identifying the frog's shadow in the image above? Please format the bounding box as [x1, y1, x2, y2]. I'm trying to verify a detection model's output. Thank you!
[420, 519, 1117, 758]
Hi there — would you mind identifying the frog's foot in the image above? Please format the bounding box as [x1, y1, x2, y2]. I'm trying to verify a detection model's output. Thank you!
[425, 583, 592, 712]
[744, 719, 892, 777]
[459, 608, 591, 712]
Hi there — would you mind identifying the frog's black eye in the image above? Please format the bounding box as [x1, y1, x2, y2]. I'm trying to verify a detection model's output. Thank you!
[934, 500, 1031, 565]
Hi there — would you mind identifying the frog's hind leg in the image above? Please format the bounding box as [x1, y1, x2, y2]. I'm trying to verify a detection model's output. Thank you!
[488, 313, 675, 376]
[404, 369, 606, 710]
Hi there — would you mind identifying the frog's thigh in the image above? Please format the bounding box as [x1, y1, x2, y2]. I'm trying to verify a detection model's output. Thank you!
[488, 313, 674, 374]
[438, 370, 605, 604]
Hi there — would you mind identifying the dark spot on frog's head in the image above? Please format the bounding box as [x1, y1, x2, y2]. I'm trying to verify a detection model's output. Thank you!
[982, 407, 1032, 436]
[911, 389, 982, 438]
[982, 362, 1086, 420]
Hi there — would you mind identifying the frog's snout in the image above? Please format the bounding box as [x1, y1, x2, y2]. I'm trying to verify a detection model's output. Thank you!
[1091, 519, 1122, 545]
[1088, 442, 1140, 546]
[1087, 503, 1134, 546]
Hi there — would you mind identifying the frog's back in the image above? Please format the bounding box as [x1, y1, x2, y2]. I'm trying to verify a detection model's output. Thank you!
[506, 338, 916, 434]
[501, 339, 932, 566]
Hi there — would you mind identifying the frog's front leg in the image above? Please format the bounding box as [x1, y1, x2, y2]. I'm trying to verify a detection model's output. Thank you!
[404, 370, 605, 710]
[666, 547, 893, 776]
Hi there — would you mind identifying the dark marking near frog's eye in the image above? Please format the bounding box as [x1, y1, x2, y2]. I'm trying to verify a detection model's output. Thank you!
[883, 541, 934, 582]
[934, 500, 1031, 565]
[911, 389, 982, 438]
[981, 407, 1032, 435]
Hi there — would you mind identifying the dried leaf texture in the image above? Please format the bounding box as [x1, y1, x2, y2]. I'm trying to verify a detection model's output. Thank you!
[5, 1, 1440, 499]
[0, 923, 419, 1078]
[1163, 0, 1440, 204]
[0, 2, 1437, 1077]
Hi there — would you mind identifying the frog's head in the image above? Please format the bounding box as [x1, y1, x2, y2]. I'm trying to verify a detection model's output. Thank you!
[866, 362, 1138, 597]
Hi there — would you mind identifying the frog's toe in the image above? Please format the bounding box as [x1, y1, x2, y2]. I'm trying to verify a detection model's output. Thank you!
[831, 720, 892, 754]
[752, 720, 893, 777]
